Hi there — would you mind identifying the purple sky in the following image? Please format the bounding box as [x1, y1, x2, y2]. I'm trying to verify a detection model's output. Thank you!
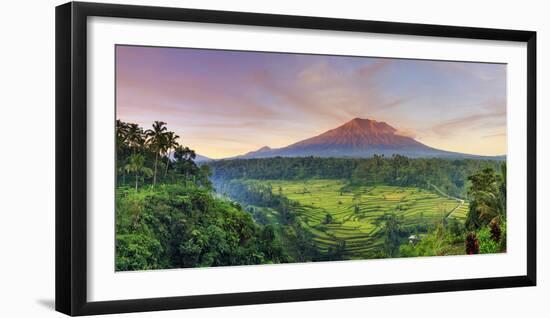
[116, 45, 507, 158]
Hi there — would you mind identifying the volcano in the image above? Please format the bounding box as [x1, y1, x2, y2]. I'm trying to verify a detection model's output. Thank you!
[235, 118, 503, 159]
[288, 118, 423, 148]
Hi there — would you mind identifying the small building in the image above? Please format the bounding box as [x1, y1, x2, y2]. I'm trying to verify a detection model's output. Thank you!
[408, 235, 420, 244]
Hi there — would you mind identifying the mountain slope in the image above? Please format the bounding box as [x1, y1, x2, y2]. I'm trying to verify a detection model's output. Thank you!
[287, 118, 425, 148]
[236, 118, 502, 159]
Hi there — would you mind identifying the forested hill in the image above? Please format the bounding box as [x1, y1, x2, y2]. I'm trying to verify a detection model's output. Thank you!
[115, 120, 291, 270]
[206, 155, 503, 198]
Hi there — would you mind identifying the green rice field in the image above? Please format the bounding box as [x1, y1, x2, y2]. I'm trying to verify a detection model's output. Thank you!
[255, 179, 468, 258]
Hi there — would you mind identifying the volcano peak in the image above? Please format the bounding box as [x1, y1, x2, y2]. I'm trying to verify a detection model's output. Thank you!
[234, 118, 485, 159]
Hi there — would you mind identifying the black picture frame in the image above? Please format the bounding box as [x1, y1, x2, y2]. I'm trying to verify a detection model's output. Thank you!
[55, 1, 537, 316]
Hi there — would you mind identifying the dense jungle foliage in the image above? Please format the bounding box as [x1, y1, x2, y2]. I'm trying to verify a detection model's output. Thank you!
[208, 156, 503, 198]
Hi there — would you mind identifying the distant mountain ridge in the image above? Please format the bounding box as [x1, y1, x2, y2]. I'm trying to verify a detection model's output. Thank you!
[194, 153, 212, 162]
[240, 146, 273, 158]
[231, 118, 505, 160]
[169, 152, 212, 162]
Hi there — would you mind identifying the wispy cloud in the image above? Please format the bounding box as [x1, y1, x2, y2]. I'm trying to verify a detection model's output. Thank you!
[429, 96, 506, 139]
[482, 132, 507, 139]
[431, 110, 505, 136]
[395, 127, 417, 139]
[249, 60, 401, 125]
[433, 61, 506, 82]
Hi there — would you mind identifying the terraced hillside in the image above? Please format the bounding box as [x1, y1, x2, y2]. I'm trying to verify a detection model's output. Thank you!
[256, 179, 468, 259]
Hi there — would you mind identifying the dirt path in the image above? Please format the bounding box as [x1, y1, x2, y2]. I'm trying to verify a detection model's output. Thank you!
[429, 184, 465, 219]
[444, 200, 465, 219]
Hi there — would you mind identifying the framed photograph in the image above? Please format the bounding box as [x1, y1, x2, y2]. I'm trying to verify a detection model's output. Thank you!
[55, 1, 536, 316]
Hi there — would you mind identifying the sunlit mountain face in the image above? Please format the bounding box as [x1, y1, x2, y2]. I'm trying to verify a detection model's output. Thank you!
[233, 118, 504, 160]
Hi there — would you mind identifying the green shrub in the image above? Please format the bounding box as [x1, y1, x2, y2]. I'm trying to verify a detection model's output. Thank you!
[115, 184, 289, 270]
[477, 227, 500, 254]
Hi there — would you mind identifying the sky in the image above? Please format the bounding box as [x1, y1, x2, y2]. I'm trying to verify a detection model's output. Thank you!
[116, 45, 507, 159]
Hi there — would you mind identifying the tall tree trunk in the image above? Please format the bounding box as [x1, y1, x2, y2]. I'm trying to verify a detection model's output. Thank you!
[164, 154, 170, 178]
[153, 152, 158, 187]
[135, 173, 138, 191]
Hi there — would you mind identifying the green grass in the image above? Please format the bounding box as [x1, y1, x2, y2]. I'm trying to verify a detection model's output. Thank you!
[255, 179, 468, 258]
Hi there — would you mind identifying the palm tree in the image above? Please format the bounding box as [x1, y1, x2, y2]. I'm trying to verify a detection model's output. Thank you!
[471, 190, 500, 222]
[116, 120, 129, 146]
[499, 162, 507, 217]
[173, 145, 197, 180]
[126, 123, 145, 155]
[117, 122, 144, 186]
[145, 121, 167, 187]
[116, 120, 129, 184]
[466, 167, 501, 229]
[124, 154, 153, 191]
[163, 131, 180, 178]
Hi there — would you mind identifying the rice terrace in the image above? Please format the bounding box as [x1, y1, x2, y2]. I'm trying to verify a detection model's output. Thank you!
[265, 180, 467, 256]
[217, 178, 470, 260]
